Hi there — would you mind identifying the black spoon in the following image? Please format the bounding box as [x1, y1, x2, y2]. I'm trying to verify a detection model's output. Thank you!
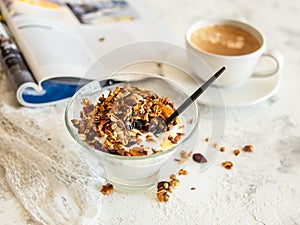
[165, 66, 225, 124]
[151, 66, 226, 134]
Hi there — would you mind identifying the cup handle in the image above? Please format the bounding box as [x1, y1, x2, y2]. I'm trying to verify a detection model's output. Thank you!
[252, 49, 284, 77]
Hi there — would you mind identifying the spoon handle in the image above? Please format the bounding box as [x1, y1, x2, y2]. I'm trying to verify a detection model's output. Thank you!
[165, 66, 226, 125]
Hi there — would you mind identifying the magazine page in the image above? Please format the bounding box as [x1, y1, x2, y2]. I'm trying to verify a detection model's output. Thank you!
[0, 0, 178, 106]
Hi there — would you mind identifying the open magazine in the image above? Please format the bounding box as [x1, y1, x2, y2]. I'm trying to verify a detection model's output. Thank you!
[0, 0, 176, 107]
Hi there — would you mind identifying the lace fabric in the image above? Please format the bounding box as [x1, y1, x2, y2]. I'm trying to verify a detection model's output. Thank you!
[0, 103, 105, 225]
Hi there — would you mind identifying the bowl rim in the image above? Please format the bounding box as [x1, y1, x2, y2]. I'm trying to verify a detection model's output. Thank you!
[65, 72, 200, 161]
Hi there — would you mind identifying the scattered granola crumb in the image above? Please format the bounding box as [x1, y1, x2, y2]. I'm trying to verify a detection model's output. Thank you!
[192, 153, 207, 163]
[180, 150, 188, 158]
[170, 174, 177, 180]
[179, 125, 185, 129]
[178, 168, 188, 175]
[98, 37, 105, 42]
[156, 62, 162, 68]
[157, 181, 167, 191]
[169, 179, 180, 188]
[204, 137, 210, 142]
[190, 187, 196, 190]
[219, 146, 226, 152]
[243, 144, 254, 152]
[174, 150, 193, 164]
[156, 173, 182, 202]
[222, 161, 233, 170]
[213, 142, 218, 148]
[100, 183, 114, 195]
[157, 189, 170, 202]
[233, 149, 240, 156]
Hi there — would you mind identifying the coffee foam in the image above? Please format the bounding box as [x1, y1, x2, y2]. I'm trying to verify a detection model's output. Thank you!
[191, 24, 260, 56]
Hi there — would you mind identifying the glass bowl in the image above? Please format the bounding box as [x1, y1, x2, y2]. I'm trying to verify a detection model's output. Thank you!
[65, 73, 200, 192]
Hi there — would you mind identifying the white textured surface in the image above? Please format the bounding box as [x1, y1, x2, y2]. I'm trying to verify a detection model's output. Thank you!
[1, 0, 300, 224]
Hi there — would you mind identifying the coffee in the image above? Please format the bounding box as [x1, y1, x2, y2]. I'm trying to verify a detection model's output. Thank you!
[190, 24, 260, 56]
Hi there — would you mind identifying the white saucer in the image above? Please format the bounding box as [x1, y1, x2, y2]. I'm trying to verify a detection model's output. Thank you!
[119, 61, 281, 107]
[157, 64, 281, 108]
[196, 72, 281, 107]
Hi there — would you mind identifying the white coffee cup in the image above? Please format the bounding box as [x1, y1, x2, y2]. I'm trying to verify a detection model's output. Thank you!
[185, 19, 284, 87]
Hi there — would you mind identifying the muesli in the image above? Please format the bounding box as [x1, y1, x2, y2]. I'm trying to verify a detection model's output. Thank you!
[71, 85, 184, 156]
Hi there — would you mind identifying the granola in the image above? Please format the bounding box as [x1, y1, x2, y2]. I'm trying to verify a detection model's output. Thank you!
[219, 146, 227, 152]
[156, 171, 182, 202]
[174, 150, 193, 164]
[233, 149, 240, 156]
[178, 168, 188, 175]
[100, 183, 114, 195]
[222, 161, 233, 170]
[243, 144, 254, 152]
[72, 85, 184, 156]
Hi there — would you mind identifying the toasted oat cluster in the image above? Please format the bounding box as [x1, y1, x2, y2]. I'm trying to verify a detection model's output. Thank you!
[243, 144, 254, 152]
[222, 161, 233, 170]
[156, 174, 181, 202]
[71, 85, 184, 156]
[174, 150, 193, 164]
[178, 168, 188, 176]
[233, 149, 240, 156]
[100, 183, 114, 195]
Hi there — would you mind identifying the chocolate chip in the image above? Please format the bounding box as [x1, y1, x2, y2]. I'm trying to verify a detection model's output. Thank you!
[157, 181, 167, 191]
[132, 119, 147, 130]
[192, 153, 207, 163]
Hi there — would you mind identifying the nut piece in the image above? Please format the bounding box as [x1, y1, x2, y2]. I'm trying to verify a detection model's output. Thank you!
[157, 181, 168, 191]
[100, 183, 114, 195]
[219, 146, 227, 152]
[157, 190, 170, 202]
[222, 161, 233, 170]
[163, 182, 169, 190]
[170, 174, 177, 180]
[157, 180, 174, 192]
[233, 149, 240, 156]
[180, 150, 188, 158]
[178, 168, 188, 175]
[169, 179, 180, 188]
[156, 171, 184, 202]
[160, 137, 173, 150]
[174, 150, 193, 164]
[243, 145, 254, 152]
